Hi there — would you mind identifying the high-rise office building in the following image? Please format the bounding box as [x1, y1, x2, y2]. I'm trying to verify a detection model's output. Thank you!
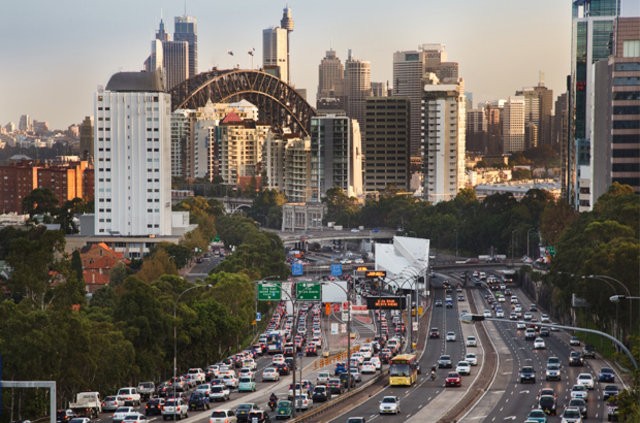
[344, 51, 372, 130]
[174, 15, 198, 78]
[263, 27, 289, 83]
[364, 97, 410, 192]
[79, 116, 94, 160]
[310, 115, 363, 200]
[393, 44, 459, 156]
[466, 108, 488, 152]
[421, 73, 466, 203]
[502, 96, 526, 153]
[171, 109, 194, 179]
[317, 49, 344, 101]
[515, 88, 540, 149]
[18, 114, 32, 132]
[94, 70, 172, 236]
[144, 19, 189, 91]
[565, 0, 620, 209]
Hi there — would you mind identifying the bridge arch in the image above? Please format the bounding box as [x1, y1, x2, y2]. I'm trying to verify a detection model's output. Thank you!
[169, 69, 316, 137]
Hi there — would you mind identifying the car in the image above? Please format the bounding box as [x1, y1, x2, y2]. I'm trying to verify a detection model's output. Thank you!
[519, 366, 536, 383]
[437, 355, 452, 368]
[209, 384, 230, 402]
[582, 344, 596, 359]
[538, 395, 557, 415]
[361, 361, 376, 374]
[122, 414, 147, 423]
[189, 391, 210, 411]
[523, 312, 533, 321]
[569, 336, 581, 346]
[455, 361, 471, 375]
[495, 309, 505, 318]
[316, 371, 331, 384]
[378, 396, 400, 414]
[339, 372, 357, 389]
[560, 407, 583, 423]
[446, 331, 456, 342]
[429, 328, 440, 338]
[235, 403, 260, 423]
[294, 393, 310, 411]
[335, 362, 347, 375]
[516, 322, 526, 330]
[539, 327, 550, 337]
[345, 418, 366, 423]
[117, 387, 142, 406]
[161, 399, 188, 420]
[144, 398, 164, 416]
[446, 300, 453, 308]
[311, 385, 331, 403]
[576, 373, 594, 389]
[275, 400, 292, 420]
[370, 356, 382, 370]
[327, 378, 344, 395]
[599, 367, 615, 383]
[222, 374, 238, 388]
[570, 385, 588, 401]
[445, 372, 462, 387]
[483, 309, 492, 318]
[101, 396, 120, 412]
[238, 367, 254, 378]
[465, 353, 478, 366]
[246, 410, 269, 423]
[305, 344, 318, 356]
[262, 367, 280, 382]
[527, 409, 548, 423]
[274, 363, 290, 376]
[435, 299, 443, 307]
[603, 384, 620, 400]
[113, 407, 136, 423]
[568, 398, 588, 418]
[524, 328, 537, 340]
[534, 337, 546, 349]
[238, 377, 256, 392]
[272, 354, 285, 365]
[349, 367, 362, 382]
[465, 336, 477, 347]
[545, 363, 561, 381]
[69, 418, 91, 423]
[209, 409, 238, 423]
[569, 351, 584, 366]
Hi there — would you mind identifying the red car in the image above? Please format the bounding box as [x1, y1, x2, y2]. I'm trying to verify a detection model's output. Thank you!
[445, 372, 462, 387]
[305, 345, 318, 356]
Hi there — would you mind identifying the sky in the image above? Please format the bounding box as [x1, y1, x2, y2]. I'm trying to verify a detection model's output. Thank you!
[0, 0, 638, 130]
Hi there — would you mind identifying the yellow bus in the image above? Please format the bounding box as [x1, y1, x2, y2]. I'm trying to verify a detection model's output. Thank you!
[389, 354, 418, 386]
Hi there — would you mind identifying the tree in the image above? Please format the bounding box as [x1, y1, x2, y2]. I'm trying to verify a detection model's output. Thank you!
[135, 249, 178, 284]
[323, 187, 360, 226]
[22, 188, 59, 219]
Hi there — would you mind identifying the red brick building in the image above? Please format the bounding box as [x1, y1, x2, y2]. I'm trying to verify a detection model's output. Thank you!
[80, 242, 129, 293]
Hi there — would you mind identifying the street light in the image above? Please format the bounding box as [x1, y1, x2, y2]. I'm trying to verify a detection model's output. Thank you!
[610, 295, 640, 302]
[460, 313, 638, 370]
[173, 283, 212, 409]
[584, 275, 633, 338]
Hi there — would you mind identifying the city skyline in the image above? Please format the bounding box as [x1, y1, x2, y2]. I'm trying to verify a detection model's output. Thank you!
[1, 0, 639, 129]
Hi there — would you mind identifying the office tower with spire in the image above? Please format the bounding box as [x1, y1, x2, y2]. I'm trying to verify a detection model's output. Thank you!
[174, 14, 198, 78]
[393, 44, 459, 157]
[144, 18, 189, 91]
[421, 73, 466, 203]
[344, 51, 372, 129]
[565, 0, 620, 210]
[94, 70, 172, 236]
[317, 49, 344, 101]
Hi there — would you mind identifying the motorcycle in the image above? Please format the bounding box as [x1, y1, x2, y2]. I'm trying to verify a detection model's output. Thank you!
[430, 370, 436, 381]
[268, 398, 277, 411]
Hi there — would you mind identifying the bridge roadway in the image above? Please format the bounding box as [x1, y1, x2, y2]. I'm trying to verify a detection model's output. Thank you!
[270, 228, 398, 247]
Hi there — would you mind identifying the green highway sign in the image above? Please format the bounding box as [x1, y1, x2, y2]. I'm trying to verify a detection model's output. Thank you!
[296, 282, 321, 301]
[258, 282, 282, 301]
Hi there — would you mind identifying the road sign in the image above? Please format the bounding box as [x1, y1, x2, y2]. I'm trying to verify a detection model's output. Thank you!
[365, 270, 387, 279]
[366, 296, 406, 309]
[257, 283, 282, 301]
[331, 323, 339, 335]
[342, 311, 349, 321]
[256, 312, 262, 322]
[291, 262, 304, 276]
[330, 263, 343, 276]
[296, 282, 321, 301]
[356, 266, 369, 272]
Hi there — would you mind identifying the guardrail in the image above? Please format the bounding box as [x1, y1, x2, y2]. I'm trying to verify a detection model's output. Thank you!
[312, 345, 360, 370]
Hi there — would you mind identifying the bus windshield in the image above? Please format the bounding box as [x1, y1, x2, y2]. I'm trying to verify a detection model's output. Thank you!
[389, 363, 411, 376]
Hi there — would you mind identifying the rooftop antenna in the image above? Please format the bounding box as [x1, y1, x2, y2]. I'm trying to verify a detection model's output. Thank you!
[538, 70, 545, 87]
[184, 0, 187, 15]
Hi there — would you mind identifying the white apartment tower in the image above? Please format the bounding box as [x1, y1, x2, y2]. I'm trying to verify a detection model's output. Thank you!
[421, 73, 466, 203]
[263, 27, 289, 83]
[502, 96, 526, 153]
[94, 71, 172, 236]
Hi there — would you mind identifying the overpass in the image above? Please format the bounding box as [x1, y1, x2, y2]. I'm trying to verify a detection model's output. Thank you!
[272, 228, 397, 247]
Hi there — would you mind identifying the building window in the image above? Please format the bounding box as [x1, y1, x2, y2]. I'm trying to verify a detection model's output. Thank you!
[623, 40, 640, 58]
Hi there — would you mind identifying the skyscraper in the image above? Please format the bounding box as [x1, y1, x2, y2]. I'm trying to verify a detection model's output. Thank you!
[421, 73, 466, 203]
[94, 70, 172, 236]
[280, 7, 294, 84]
[344, 51, 372, 129]
[174, 15, 198, 78]
[393, 44, 459, 156]
[79, 116, 94, 160]
[144, 19, 189, 91]
[565, 0, 621, 208]
[263, 27, 288, 83]
[317, 49, 344, 102]
[364, 97, 410, 192]
[502, 96, 526, 153]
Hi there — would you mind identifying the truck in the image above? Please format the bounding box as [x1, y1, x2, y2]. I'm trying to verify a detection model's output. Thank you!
[68, 392, 102, 418]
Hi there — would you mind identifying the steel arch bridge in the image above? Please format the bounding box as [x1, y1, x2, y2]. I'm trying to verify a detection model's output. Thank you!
[169, 69, 316, 137]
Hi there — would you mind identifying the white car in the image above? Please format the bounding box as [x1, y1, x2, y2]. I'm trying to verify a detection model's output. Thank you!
[576, 373, 594, 389]
[312, 336, 322, 348]
[570, 384, 589, 401]
[272, 354, 285, 365]
[222, 374, 238, 388]
[209, 409, 237, 423]
[379, 396, 400, 414]
[161, 398, 188, 420]
[261, 367, 280, 382]
[446, 331, 457, 342]
[495, 309, 505, 318]
[359, 346, 373, 359]
[351, 352, 365, 364]
[516, 322, 526, 330]
[196, 383, 213, 396]
[455, 361, 471, 375]
[541, 314, 550, 323]
[370, 356, 382, 370]
[122, 413, 147, 423]
[361, 361, 376, 374]
[483, 309, 492, 318]
[316, 371, 331, 384]
[188, 368, 206, 383]
[294, 393, 310, 410]
[112, 407, 136, 423]
[466, 336, 477, 347]
[465, 353, 478, 366]
[533, 337, 546, 349]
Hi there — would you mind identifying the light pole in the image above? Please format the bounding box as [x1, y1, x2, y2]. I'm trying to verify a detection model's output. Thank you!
[320, 280, 353, 391]
[460, 313, 638, 370]
[511, 229, 518, 263]
[585, 275, 633, 338]
[173, 283, 212, 409]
